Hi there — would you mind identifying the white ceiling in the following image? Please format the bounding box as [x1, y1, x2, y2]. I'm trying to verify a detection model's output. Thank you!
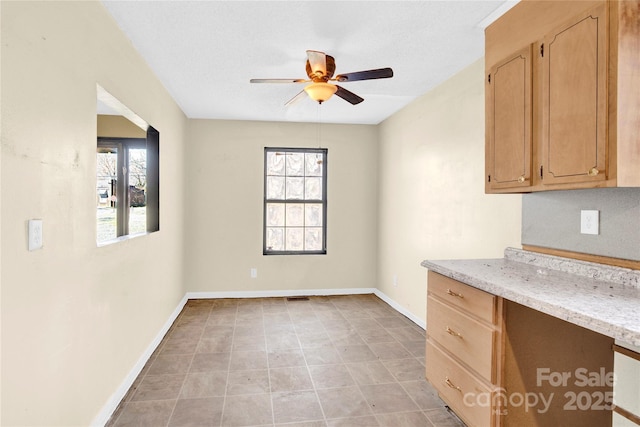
[101, 1, 517, 125]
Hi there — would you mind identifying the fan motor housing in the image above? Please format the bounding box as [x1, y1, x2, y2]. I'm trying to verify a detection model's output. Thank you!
[306, 55, 336, 81]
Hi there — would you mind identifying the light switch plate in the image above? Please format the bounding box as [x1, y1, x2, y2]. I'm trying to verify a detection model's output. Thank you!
[28, 219, 43, 251]
[580, 210, 599, 235]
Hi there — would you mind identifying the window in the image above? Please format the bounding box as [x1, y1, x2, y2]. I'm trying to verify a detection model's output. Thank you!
[96, 127, 159, 244]
[264, 148, 327, 255]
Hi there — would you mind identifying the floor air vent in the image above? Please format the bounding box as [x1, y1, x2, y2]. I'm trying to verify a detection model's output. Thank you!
[286, 296, 310, 301]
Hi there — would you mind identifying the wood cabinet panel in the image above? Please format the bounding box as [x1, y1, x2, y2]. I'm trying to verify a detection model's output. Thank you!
[485, 1, 604, 68]
[502, 300, 614, 427]
[427, 296, 495, 382]
[426, 272, 503, 426]
[542, 3, 608, 185]
[610, 0, 640, 187]
[426, 340, 495, 427]
[486, 46, 532, 191]
[428, 271, 496, 324]
[485, 0, 640, 192]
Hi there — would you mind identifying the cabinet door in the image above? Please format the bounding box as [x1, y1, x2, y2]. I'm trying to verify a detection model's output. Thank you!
[541, 3, 608, 185]
[613, 347, 640, 426]
[486, 46, 532, 192]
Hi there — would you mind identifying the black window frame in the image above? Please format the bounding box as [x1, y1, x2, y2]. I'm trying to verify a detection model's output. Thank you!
[263, 147, 328, 255]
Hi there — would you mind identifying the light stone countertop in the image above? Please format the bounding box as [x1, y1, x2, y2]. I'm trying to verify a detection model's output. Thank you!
[421, 248, 640, 347]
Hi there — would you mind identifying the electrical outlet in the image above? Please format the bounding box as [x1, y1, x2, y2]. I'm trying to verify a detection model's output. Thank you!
[250, 268, 257, 279]
[580, 210, 599, 235]
[28, 219, 43, 251]
[393, 274, 398, 287]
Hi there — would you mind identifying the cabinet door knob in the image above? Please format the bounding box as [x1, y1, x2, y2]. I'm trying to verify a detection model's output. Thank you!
[446, 289, 464, 299]
[588, 168, 600, 176]
[518, 175, 526, 183]
[446, 326, 463, 339]
[445, 377, 462, 392]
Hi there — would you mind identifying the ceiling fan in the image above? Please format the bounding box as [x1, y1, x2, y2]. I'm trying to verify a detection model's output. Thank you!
[250, 50, 394, 105]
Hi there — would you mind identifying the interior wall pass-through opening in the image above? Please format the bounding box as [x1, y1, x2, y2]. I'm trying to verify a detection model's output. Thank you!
[96, 85, 159, 245]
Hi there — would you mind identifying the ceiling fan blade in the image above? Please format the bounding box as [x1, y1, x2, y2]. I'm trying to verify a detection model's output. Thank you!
[334, 67, 394, 82]
[335, 85, 364, 105]
[250, 78, 307, 83]
[285, 90, 308, 107]
[306, 50, 327, 78]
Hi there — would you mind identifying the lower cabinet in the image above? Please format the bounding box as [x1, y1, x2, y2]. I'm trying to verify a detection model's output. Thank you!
[613, 343, 640, 426]
[426, 271, 503, 426]
[426, 271, 615, 427]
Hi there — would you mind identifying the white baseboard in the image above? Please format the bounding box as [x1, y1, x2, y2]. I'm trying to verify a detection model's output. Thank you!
[186, 287, 377, 300]
[91, 294, 188, 427]
[94, 287, 424, 426]
[374, 289, 426, 330]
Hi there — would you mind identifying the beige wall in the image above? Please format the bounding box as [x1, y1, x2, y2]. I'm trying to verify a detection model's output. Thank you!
[377, 59, 522, 323]
[97, 115, 147, 138]
[0, 1, 3, 423]
[1, 2, 186, 426]
[184, 119, 378, 293]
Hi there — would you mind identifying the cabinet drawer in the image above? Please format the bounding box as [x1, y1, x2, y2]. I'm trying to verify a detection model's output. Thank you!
[428, 296, 495, 382]
[428, 271, 496, 324]
[426, 340, 494, 427]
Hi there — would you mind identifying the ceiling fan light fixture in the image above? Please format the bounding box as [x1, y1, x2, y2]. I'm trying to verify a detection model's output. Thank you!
[304, 82, 337, 104]
[251, 50, 393, 106]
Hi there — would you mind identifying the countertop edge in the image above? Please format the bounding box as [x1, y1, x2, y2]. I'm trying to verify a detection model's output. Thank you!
[421, 256, 640, 348]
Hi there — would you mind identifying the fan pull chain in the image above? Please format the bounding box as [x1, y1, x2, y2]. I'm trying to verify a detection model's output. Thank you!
[317, 102, 322, 149]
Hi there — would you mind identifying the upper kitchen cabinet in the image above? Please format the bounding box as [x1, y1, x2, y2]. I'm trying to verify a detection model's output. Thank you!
[542, 3, 608, 186]
[486, 46, 533, 192]
[485, 0, 640, 193]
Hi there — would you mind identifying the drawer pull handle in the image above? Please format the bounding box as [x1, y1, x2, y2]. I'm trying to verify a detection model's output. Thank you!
[445, 377, 462, 392]
[588, 167, 600, 176]
[446, 289, 464, 299]
[446, 326, 463, 339]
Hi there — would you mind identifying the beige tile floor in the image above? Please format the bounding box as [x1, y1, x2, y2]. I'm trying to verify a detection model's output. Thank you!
[107, 294, 466, 427]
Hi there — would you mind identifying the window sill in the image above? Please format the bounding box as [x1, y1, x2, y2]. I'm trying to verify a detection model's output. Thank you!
[97, 231, 150, 247]
[263, 251, 327, 256]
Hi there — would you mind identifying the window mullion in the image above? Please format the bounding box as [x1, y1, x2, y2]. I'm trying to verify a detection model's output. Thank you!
[116, 143, 126, 237]
[302, 167, 306, 251]
[121, 145, 130, 236]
